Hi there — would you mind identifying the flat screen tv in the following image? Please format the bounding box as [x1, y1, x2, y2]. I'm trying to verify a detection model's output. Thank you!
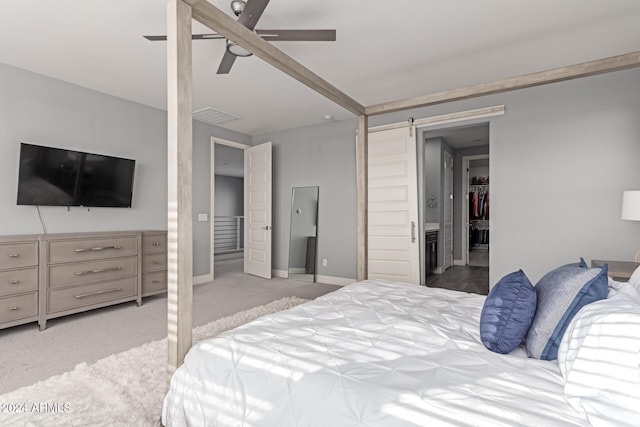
[17, 143, 135, 208]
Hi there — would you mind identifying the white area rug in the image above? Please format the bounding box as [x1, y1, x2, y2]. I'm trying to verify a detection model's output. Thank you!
[0, 297, 308, 427]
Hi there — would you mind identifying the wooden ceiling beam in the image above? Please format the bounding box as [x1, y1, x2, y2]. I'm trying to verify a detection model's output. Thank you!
[184, 0, 365, 116]
[365, 51, 640, 116]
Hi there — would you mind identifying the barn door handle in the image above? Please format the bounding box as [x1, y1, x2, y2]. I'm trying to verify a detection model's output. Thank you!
[411, 221, 416, 243]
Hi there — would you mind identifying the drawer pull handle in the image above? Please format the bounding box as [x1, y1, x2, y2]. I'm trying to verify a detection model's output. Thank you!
[152, 242, 161, 246]
[8, 306, 19, 311]
[152, 280, 160, 284]
[74, 245, 122, 253]
[74, 266, 122, 276]
[74, 287, 122, 299]
[8, 280, 20, 285]
[152, 261, 162, 265]
[8, 253, 20, 258]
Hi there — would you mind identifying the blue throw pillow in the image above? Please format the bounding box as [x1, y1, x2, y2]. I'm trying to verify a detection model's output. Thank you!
[525, 259, 608, 360]
[480, 270, 537, 354]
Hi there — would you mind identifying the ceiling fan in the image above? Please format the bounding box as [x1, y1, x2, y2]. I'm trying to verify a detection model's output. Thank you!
[144, 0, 336, 74]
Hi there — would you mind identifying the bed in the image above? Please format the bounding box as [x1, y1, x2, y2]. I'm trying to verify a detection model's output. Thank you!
[162, 273, 640, 426]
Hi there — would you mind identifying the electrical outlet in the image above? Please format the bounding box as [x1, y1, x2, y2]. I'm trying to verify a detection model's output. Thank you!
[322, 258, 328, 267]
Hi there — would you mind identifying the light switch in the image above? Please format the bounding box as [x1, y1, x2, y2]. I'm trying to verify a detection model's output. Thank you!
[198, 213, 208, 222]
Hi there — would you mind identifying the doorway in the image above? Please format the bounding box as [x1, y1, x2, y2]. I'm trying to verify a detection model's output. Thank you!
[210, 138, 273, 281]
[421, 123, 490, 291]
[212, 141, 246, 277]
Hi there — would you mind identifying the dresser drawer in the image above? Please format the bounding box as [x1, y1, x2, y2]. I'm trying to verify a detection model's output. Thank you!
[0, 242, 38, 269]
[0, 267, 38, 297]
[49, 256, 137, 289]
[48, 277, 137, 314]
[143, 253, 167, 273]
[47, 236, 137, 264]
[0, 292, 38, 324]
[142, 271, 167, 295]
[142, 233, 167, 254]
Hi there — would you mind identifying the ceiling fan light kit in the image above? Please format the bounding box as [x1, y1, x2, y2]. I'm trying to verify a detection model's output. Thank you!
[226, 39, 253, 57]
[144, 0, 336, 74]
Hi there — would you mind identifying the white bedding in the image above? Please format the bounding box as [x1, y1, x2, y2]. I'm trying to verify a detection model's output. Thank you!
[162, 280, 588, 426]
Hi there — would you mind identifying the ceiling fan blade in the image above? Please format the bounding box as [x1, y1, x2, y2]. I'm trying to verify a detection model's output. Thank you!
[143, 33, 225, 41]
[255, 29, 336, 42]
[238, 0, 270, 30]
[143, 35, 168, 41]
[217, 51, 238, 74]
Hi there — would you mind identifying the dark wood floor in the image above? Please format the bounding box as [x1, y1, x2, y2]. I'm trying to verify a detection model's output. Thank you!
[425, 266, 489, 295]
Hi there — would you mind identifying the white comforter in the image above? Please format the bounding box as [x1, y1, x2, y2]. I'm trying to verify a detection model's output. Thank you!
[162, 280, 587, 426]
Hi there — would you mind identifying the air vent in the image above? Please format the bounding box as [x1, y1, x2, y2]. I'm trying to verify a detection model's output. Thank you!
[192, 107, 239, 125]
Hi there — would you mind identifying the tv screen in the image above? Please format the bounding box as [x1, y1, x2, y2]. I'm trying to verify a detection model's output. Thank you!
[17, 143, 135, 208]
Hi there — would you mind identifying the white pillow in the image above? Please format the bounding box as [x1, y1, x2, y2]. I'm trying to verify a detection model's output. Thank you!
[629, 265, 640, 288]
[558, 287, 640, 426]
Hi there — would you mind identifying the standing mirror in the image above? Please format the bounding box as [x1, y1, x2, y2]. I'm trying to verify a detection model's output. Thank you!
[288, 186, 319, 283]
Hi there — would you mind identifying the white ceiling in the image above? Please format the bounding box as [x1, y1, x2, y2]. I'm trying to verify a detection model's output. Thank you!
[1, 1, 639, 136]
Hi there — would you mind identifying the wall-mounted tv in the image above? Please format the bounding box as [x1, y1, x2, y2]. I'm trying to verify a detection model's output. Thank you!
[16, 143, 135, 208]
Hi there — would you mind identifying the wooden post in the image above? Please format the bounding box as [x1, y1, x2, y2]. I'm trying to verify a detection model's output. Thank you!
[356, 115, 368, 281]
[166, 0, 193, 373]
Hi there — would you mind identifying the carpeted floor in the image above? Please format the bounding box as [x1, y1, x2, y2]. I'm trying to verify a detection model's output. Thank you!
[0, 297, 309, 426]
[0, 259, 342, 394]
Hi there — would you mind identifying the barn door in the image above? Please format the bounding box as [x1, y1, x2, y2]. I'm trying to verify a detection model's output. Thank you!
[367, 126, 420, 284]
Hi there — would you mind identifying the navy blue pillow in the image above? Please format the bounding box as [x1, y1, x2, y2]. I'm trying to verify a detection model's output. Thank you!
[480, 270, 537, 354]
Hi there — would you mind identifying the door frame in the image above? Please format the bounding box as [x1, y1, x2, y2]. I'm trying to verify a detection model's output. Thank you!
[443, 150, 454, 270]
[461, 153, 489, 266]
[193, 137, 251, 284]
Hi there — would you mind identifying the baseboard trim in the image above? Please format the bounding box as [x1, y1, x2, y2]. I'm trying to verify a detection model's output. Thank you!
[272, 269, 288, 279]
[193, 274, 213, 285]
[453, 259, 466, 266]
[315, 275, 355, 286]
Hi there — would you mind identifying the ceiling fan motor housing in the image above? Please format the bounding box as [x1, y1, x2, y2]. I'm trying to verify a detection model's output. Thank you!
[231, 0, 246, 16]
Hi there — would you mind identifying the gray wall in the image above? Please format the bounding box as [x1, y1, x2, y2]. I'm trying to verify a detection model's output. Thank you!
[253, 119, 358, 279]
[5, 62, 639, 286]
[214, 175, 244, 217]
[423, 138, 442, 223]
[0, 62, 251, 277]
[370, 67, 640, 285]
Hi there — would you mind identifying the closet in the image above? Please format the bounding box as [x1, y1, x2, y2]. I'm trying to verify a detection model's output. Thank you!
[467, 158, 489, 267]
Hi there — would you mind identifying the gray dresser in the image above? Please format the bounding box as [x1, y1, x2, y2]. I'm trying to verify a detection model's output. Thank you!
[141, 231, 168, 297]
[0, 235, 40, 329]
[0, 230, 167, 331]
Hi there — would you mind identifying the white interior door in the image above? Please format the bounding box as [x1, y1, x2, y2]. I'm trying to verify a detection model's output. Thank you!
[244, 142, 272, 279]
[368, 126, 420, 285]
[444, 151, 453, 269]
